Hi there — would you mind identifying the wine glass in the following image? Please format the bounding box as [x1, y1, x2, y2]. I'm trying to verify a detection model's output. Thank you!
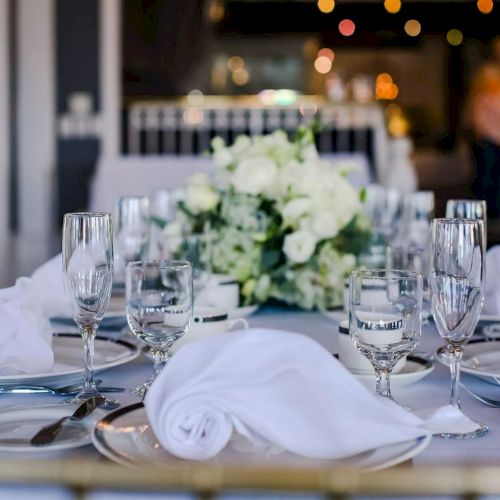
[399, 191, 435, 248]
[387, 245, 431, 323]
[149, 189, 178, 259]
[446, 199, 487, 241]
[62, 212, 118, 408]
[429, 218, 488, 438]
[126, 260, 193, 396]
[349, 269, 422, 402]
[115, 196, 150, 280]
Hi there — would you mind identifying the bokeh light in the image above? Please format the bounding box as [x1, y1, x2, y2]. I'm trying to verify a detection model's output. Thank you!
[314, 56, 333, 74]
[187, 89, 204, 106]
[232, 67, 249, 85]
[404, 19, 421, 37]
[208, 0, 225, 23]
[317, 0, 335, 14]
[183, 108, 204, 125]
[227, 56, 244, 72]
[447, 29, 463, 46]
[318, 48, 335, 62]
[376, 73, 398, 100]
[339, 19, 356, 37]
[384, 0, 401, 14]
[376, 73, 393, 85]
[477, 0, 493, 14]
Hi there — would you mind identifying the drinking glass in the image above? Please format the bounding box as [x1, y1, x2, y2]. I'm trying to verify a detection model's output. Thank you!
[387, 246, 431, 322]
[399, 191, 435, 248]
[149, 189, 178, 259]
[360, 186, 401, 268]
[126, 260, 193, 396]
[349, 269, 422, 402]
[429, 218, 487, 438]
[115, 196, 150, 279]
[62, 212, 118, 407]
[446, 199, 487, 240]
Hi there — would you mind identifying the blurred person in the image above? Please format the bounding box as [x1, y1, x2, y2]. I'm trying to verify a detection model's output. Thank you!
[468, 36, 500, 217]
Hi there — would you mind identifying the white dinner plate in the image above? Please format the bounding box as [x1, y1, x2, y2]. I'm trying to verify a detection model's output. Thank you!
[0, 333, 140, 387]
[352, 354, 434, 390]
[0, 403, 106, 457]
[93, 403, 431, 472]
[437, 339, 500, 385]
[228, 304, 259, 320]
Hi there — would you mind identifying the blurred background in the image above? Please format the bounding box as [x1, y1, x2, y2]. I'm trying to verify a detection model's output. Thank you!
[0, 0, 498, 286]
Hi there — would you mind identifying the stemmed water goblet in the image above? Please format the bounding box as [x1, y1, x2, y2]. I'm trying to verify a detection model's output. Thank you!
[62, 212, 119, 408]
[349, 269, 422, 403]
[387, 245, 431, 323]
[429, 218, 488, 438]
[115, 196, 151, 281]
[126, 260, 193, 396]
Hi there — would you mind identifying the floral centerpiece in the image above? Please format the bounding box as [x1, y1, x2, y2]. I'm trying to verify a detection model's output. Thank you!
[164, 128, 371, 310]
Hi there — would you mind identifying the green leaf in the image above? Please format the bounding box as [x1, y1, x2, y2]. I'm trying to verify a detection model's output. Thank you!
[359, 186, 367, 203]
[150, 215, 167, 229]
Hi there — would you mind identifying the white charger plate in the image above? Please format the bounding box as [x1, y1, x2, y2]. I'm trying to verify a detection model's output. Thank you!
[92, 403, 431, 472]
[228, 304, 259, 320]
[352, 354, 435, 389]
[0, 333, 140, 387]
[437, 339, 500, 385]
[0, 403, 106, 456]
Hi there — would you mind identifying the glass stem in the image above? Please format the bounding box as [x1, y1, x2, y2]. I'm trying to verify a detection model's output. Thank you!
[151, 349, 168, 380]
[81, 325, 97, 392]
[375, 368, 392, 399]
[449, 343, 463, 409]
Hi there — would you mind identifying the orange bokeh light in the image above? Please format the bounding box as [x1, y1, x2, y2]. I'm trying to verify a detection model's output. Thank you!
[477, 0, 493, 14]
[404, 19, 421, 37]
[317, 0, 335, 13]
[384, 0, 401, 14]
[376, 73, 393, 85]
[339, 19, 356, 36]
[318, 48, 335, 62]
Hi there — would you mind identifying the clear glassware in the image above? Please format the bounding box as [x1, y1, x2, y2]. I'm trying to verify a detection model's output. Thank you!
[360, 186, 401, 268]
[387, 245, 431, 322]
[446, 199, 487, 240]
[62, 212, 119, 408]
[349, 269, 422, 403]
[429, 218, 488, 438]
[115, 196, 151, 279]
[126, 260, 193, 396]
[149, 189, 177, 259]
[399, 191, 435, 248]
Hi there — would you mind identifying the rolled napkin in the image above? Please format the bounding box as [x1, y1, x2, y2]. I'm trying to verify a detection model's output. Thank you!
[145, 328, 429, 461]
[31, 253, 71, 318]
[483, 246, 500, 315]
[0, 277, 54, 375]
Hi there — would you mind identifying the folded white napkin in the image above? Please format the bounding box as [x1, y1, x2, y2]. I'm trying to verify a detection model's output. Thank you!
[31, 253, 71, 318]
[0, 277, 54, 375]
[145, 328, 433, 461]
[483, 246, 500, 315]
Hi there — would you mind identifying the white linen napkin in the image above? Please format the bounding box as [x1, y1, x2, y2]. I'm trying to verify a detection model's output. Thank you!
[483, 246, 500, 315]
[145, 328, 432, 461]
[31, 253, 71, 318]
[0, 277, 54, 375]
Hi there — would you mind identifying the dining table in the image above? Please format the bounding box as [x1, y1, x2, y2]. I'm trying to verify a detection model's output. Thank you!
[1, 305, 500, 499]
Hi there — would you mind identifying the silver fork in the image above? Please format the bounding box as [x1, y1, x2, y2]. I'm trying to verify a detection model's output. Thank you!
[460, 382, 500, 408]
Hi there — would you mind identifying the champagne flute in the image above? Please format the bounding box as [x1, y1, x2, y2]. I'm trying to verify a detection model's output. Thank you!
[349, 269, 422, 403]
[126, 260, 193, 396]
[446, 199, 487, 242]
[429, 218, 488, 438]
[62, 212, 119, 408]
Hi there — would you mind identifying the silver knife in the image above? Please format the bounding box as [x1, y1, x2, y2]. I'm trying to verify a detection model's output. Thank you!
[30, 396, 107, 446]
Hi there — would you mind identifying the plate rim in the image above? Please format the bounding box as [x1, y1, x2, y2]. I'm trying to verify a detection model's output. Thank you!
[351, 353, 435, 382]
[92, 403, 431, 471]
[0, 333, 140, 384]
[437, 338, 500, 379]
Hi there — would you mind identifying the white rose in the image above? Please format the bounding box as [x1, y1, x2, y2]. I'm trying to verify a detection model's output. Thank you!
[309, 210, 340, 240]
[213, 148, 233, 169]
[281, 198, 312, 226]
[283, 230, 317, 264]
[184, 174, 219, 213]
[230, 157, 278, 196]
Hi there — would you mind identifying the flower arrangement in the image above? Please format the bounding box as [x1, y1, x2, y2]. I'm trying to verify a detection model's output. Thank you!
[164, 127, 371, 310]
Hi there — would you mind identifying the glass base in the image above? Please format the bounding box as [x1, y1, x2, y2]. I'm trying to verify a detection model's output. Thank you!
[132, 382, 150, 397]
[436, 422, 488, 439]
[67, 387, 120, 410]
